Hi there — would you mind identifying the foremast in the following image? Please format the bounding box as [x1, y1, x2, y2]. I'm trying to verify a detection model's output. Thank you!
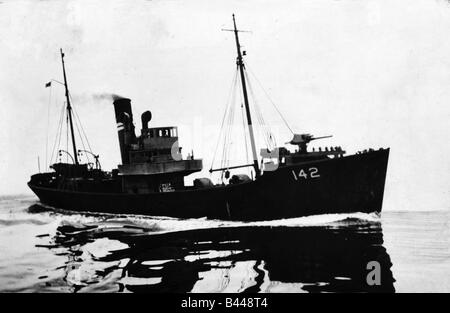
[231, 14, 260, 178]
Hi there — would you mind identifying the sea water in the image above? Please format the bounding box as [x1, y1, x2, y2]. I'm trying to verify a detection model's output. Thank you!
[0, 195, 448, 293]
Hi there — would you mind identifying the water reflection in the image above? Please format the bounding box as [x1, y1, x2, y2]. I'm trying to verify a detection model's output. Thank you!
[44, 213, 395, 293]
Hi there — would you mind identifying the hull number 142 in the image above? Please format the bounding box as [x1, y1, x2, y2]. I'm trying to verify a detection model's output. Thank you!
[292, 167, 320, 180]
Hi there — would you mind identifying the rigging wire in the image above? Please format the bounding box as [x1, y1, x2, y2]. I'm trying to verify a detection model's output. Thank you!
[55, 103, 65, 163]
[241, 103, 250, 166]
[248, 91, 270, 149]
[244, 69, 276, 150]
[45, 84, 52, 169]
[72, 109, 91, 165]
[221, 80, 237, 170]
[213, 65, 279, 176]
[245, 63, 294, 135]
[69, 93, 93, 165]
[50, 102, 65, 165]
[69, 93, 93, 153]
[58, 105, 65, 163]
[212, 59, 295, 176]
[47, 90, 96, 167]
[222, 70, 240, 170]
[210, 68, 239, 172]
[71, 105, 91, 165]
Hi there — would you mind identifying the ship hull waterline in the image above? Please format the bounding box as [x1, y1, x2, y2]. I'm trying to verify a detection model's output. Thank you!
[28, 149, 389, 221]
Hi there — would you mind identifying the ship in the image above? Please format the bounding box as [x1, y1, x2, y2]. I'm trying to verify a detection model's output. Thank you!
[28, 15, 389, 221]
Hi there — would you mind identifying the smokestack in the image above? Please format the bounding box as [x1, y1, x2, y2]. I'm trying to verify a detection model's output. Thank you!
[113, 97, 136, 164]
[141, 111, 152, 130]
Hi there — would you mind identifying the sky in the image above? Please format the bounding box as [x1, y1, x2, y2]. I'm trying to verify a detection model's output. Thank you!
[0, 0, 449, 211]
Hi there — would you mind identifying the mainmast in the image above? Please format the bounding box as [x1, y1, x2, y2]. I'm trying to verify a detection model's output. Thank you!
[60, 48, 79, 165]
[231, 14, 260, 178]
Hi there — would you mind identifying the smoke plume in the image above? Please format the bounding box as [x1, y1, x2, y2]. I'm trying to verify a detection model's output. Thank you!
[92, 93, 126, 102]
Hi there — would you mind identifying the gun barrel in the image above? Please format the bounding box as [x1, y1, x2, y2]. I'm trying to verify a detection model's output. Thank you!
[311, 135, 333, 141]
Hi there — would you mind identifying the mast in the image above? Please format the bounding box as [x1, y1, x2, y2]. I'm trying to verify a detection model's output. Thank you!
[232, 14, 260, 178]
[60, 48, 79, 165]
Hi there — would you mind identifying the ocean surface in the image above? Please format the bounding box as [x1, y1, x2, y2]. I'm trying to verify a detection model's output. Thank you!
[0, 195, 448, 293]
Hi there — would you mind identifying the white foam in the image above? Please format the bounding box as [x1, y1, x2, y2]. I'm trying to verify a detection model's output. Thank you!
[25, 200, 381, 236]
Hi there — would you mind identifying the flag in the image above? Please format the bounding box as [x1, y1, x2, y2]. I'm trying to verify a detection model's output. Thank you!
[45, 81, 51, 88]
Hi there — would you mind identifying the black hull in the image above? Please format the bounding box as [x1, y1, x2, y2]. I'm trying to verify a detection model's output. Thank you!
[28, 149, 389, 221]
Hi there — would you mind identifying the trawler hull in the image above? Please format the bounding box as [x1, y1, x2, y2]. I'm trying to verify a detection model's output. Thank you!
[28, 149, 389, 221]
